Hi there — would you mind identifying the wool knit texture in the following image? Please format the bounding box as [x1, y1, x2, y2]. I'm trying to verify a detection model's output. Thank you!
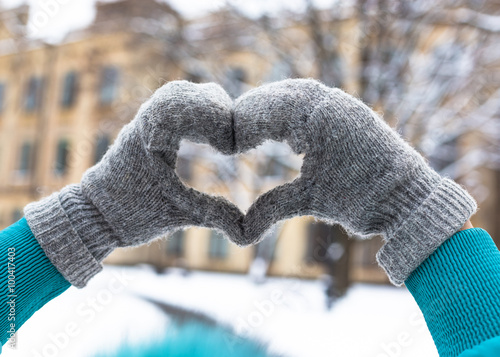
[24, 78, 477, 288]
[233, 79, 477, 285]
[406, 228, 500, 357]
[459, 337, 500, 357]
[0, 218, 70, 349]
[25, 81, 244, 288]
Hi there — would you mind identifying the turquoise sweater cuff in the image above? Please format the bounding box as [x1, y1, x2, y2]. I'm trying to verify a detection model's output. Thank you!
[0, 218, 71, 350]
[405, 228, 500, 357]
[459, 336, 500, 357]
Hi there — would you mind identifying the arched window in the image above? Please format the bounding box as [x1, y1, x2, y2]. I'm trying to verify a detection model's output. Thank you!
[99, 66, 119, 105]
[18, 142, 33, 177]
[24, 76, 44, 112]
[61, 71, 78, 108]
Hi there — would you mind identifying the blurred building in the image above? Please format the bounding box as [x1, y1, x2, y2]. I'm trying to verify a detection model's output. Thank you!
[4, 0, 497, 290]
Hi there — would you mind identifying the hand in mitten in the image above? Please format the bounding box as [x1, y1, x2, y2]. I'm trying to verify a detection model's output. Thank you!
[25, 81, 244, 288]
[234, 78, 477, 285]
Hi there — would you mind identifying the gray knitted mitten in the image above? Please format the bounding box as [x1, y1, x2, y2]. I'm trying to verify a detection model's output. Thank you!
[234, 79, 477, 285]
[24, 81, 243, 288]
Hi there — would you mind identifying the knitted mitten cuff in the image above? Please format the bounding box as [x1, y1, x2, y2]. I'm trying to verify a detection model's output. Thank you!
[376, 177, 477, 285]
[24, 185, 115, 288]
[0, 218, 70, 348]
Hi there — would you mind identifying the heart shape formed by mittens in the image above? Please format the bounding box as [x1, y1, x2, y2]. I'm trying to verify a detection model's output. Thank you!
[203, 78, 381, 248]
[162, 78, 439, 257]
[157, 79, 337, 250]
[175, 139, 303, 221]
[230, 79, 329, 246]
[161, 79, 341, 248]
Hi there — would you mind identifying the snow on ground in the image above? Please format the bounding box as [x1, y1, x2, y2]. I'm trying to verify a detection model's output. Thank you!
[2, 265, 438, 357]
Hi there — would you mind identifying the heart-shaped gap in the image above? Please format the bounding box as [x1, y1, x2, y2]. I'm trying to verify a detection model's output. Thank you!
[175, 139, 303, 211]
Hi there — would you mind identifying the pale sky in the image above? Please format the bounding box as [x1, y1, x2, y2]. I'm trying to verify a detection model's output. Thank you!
[1, 0, 339, 43]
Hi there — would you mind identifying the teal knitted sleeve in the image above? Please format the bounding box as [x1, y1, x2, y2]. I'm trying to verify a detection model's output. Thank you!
[405, 228, 500, 357]
[0, 218, 71, 351]
[459, 336, 500, 356]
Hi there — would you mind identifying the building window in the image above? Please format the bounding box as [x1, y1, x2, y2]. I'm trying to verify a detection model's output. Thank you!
[11, 209, 22, 224]
[0, 82, 6, 113]
[54, 139, 70, 176]
[24, 76, 44, 112]
[99, 66, 119, 105]
[208, 230, 228, 259]
[18, 142, 33, 177]
[166, 230, 184, 256]
[94, 135, 110, 164]
[61, 71, 78, 108]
